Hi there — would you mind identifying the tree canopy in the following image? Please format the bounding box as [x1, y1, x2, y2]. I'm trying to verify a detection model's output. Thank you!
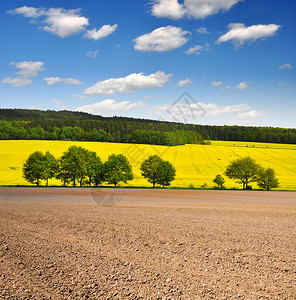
[104, 154, 133, 187]
[257, 167, 280, 190]
[140, 155, 176, 187]
[225, 156, 263, 189]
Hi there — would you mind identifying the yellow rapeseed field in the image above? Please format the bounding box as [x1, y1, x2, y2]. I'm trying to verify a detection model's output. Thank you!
[0, 140, 295, 189]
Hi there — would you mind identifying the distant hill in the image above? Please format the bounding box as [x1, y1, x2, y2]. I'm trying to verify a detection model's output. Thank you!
[0, 108, 295, 145]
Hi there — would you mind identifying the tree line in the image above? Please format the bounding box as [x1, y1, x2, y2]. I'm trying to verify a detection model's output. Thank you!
[213, 156, 280, 190]
[0, 108, 295, 145]
[23, 146, 176, 188]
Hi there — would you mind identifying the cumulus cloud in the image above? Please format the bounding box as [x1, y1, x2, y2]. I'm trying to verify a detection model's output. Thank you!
[185, 43, 209, 55]
[279, 63, 292, 70]
[211, 80, 223, 87]
[8, 6, 43, 18]
[75, 99, 146, 115]
[84, 71, 172, 96]
[44, 77, 83, 86]
[42, 8, 89, 38]
[8, 6, 116, 40]
[237, 110, 267, 119]
[152, 101, 249, 121]
[11, 61, 45, 78]
[196, 27, 209, 34]
[217, 23, 281, 47]
[2, 61, 45, 87]
[1, 77, 32, 87]
[84, 24, 118, 40]
[151, 0, 186, 19]
[150, 0, 242, 19]
[134, 26, 190, 52]
[86, 49, 100, 58]
[178, 78, 193, 87]
[235, 81, 249, 90]
[73, 94, 87, 99]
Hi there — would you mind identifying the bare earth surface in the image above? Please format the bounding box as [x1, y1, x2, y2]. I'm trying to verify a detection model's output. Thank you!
[0, 188, 295, 299]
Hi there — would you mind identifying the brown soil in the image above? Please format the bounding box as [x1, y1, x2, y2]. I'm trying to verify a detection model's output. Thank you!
[0, 188, 295, 299]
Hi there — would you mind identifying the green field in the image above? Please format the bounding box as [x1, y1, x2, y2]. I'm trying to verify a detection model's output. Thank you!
[0, 140, 295, 189]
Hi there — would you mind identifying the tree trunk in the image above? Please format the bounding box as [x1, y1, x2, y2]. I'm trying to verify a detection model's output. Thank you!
[46, 178, 48, 187]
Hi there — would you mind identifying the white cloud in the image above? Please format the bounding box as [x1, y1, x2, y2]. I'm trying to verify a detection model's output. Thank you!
[152, 101, 249, 120]
[196, 27, 209, 34]
[221, 86, 230, 90]
[185, 43, 209, 55]
[178, 78, 193, 87]
[279, 63, 292, 70]
[8, 6, 116, 40]
[10, 61, 45, 78]
[44, 77, 83, 86]
[185, 45, 203, 55]
[211, 80, 223, 87]
[75, 99, 146, 115]
[217, 23, 281, 47]
[42, 8, 89, 38]
[84, 24, 117, 40]
[278, 82, 289, 86]
[230, 110, 270, 125]
[151, 0, 186, 19]
[2, 61, 45, 87]
[1, 77, 32, 87]
[150, 0, 242, 19]
[133, 26, 190, 52]
[73, 94, 87, 99]
[8, 6, 44, 18]
[237, 110, 267, 119]
[52, 99, 62, 105]
[84, 71, 172, 96]
[235, 81, 249, 90]
[86, 49, 100, 58]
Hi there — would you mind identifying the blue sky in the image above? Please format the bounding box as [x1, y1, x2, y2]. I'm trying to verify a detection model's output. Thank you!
[1, 0, 295, 128]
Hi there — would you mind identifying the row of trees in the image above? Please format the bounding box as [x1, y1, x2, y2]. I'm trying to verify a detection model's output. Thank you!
[213, 156, 280, 190]
[1, 108, 295, 144]
[23, 146, 176, 188]
[0, 121, 206, 146]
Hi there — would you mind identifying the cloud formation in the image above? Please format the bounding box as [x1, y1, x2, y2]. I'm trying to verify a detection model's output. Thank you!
[279, 63, 292, 70]
[196, 27, 209, 34]
[211, 80, 223, 87]
[44, 77, 83, 86]
[75, 99, 146, 115]
[86, 49, 100, 58]
[134, 26, 190, 52]
[8, 6, 116, 40]
[153, 101, 249, 121]
[150, 0, 242, 19]
[2, 61, 45, 87]
[185, 43, 209, 55]
[178, 78, 193, 87]
[84, 71, 172, 96]
[84, 24, 118, 40]
[235, 81, 249, 90]
[217, 23, 281, 47]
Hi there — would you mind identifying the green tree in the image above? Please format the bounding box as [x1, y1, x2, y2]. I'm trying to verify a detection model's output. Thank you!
[104, 154, 133, 187]
[257, 167, 280, 190]
[43, 151, 58, 186]
[140, 155, 164, 188]
[225, 156, 263, 189]
[85, 152, 104, 187]
[213, 174, 225, 189]
[56, 146, 89, 187]
[23, 151, 45, 186]
[155, 160, 176, 187]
